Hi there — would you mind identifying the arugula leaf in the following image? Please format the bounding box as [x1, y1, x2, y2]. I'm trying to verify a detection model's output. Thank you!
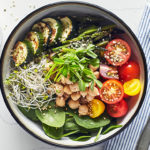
[83, 68, 93, 75]
[89, 58, 100, 67]
[79, 57, 89, 63]
[90, 80, 95, 91]
[45, 64, 57, 81]
[87, 50, 97, 58]
[43, 124, 63, 140]
[61, 65, 68, 77]
[78, 79, 86, 91]
[54, 58, 65, 64]
[95, 79, 103, 89]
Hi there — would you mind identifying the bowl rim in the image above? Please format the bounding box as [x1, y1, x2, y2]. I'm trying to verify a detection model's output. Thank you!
[0, 1, 148, 148]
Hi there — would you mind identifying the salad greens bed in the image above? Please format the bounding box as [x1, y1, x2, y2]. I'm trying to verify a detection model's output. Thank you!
[20, 100, 122, 141]
[5, 16, 123, 142]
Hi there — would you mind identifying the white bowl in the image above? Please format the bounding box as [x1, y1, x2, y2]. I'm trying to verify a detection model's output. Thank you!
[0, 1, 147, 148]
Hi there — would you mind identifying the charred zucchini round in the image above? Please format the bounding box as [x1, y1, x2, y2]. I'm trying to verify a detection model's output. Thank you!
[59, 17, 75, 42]
[25, 31, 44, 55]
[42, 18, 62, 46]
[32, 21, 51, 45]
[13, 41, 30, 66]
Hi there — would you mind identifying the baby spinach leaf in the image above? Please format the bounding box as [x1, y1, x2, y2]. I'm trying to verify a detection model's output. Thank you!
[42, 124, 63, 140]
[18, 106, 38, 121]
[69, 133, 91, 141]
[35, 101, 66, 128]
[74, 114, 110, 129]
[64, 119, 80, 131]
[102, 125, 123, 135]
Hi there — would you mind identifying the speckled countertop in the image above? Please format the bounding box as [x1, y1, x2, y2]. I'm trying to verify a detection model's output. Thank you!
[0, 0, 147, 150]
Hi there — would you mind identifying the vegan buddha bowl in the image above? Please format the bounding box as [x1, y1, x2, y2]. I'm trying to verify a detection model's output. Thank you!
[0, 1, 147, 148]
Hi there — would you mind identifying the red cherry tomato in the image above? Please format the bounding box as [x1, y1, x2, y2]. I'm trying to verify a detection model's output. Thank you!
[104, 39, 131, 66]
[107, 99, 128, 118]
[119, 61, 140, 82]
[100, 79, 124, 104]
[99, 64, 119, 80]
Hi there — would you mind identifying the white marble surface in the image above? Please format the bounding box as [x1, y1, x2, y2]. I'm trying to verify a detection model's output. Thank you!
[0, 0, 147, 150]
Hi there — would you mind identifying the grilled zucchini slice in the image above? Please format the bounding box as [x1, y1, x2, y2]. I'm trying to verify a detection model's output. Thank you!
[25, 31, 44, 55]
[32, 22, 51, 45]
[42, 18, 62, 46]
[59, 17, 74, 42]
[13, 41, 31, 66]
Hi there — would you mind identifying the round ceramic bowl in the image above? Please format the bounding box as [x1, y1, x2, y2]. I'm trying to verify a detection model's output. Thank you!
[0, 1, 147, 148]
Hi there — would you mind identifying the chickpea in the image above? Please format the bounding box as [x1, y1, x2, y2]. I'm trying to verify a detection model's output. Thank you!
[80, 88, 88, 97]
[56, 97, 65, 107]
[65, 75, 73, 84]
[63, 93, 70, 101]
[64, 85, 72, 95]
[69, 83, 79, 92]
[86, 94, 95, 102]
[71, 92, 81, 101]
[88, 87, 99, 97]
[54, 84, 64, 96]
[68, 99, 80, 109]
[89, 64, 99, 72]
[80, 97, 88, 105]
[94, 71, 100, 79]
[78, 105, 89, 116]
[61, 76, 66, 84]
[61, 75, 73, 85]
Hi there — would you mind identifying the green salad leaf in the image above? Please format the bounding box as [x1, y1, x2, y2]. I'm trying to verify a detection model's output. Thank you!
[74, 114, 110, 129]
[18, 106, 39, 121]
[69, 133, 92, 141]
[35, 101, 66, 128]
[102, 125, 123, 135]
[63, 130, 79, 137]
[64, 118, 80, 131]
[43, 124, 63, 140]
[94, 127, 103, 142]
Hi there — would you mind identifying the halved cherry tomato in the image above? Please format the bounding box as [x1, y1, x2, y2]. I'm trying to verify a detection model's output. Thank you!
[119, 61, 140, 82]
[123, 79, 141, 96]
[99, 64, 119, 80]
[89, 99, 105, 118]
[100, 79, 124, 104]
[107, 99, 128, 118]
[104, 39, 131, 66]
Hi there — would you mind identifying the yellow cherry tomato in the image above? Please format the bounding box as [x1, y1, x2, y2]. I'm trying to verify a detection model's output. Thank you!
[89, 99, 105, 118]
[123, 79, 141, 96]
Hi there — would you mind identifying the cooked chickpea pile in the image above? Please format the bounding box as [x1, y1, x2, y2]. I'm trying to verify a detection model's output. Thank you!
[46, 62, 100, 116]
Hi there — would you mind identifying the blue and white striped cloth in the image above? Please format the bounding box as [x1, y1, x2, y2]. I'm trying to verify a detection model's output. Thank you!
[105, 2, 150, 150]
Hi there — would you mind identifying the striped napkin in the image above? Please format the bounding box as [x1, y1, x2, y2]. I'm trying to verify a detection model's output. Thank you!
[104, 2, 150, 150]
